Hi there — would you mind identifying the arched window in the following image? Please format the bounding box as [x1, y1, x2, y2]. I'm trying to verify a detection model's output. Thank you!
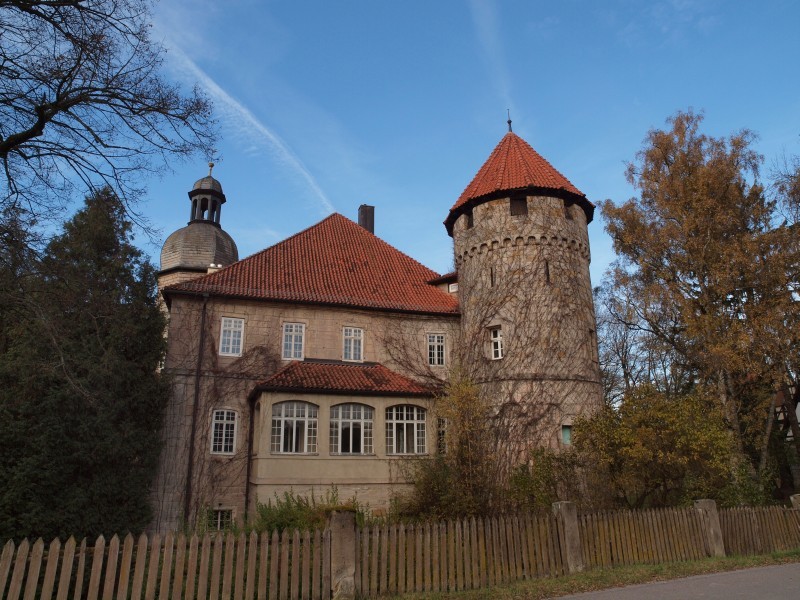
[386, 405, 427, 455]
[330, 403, 374, 454]
[270, 401, 318, 453]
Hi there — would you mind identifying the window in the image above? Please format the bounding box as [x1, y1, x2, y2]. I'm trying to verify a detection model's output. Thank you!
[343, 327, 363, 361]
[490, 327, 504, 360]
[211, 409, 236, 454]
[561, 425, 573, 445]
[330, 404, 374, 454]
[207, 509, 233, 530]
[510, 196, 528, 216]
[271, 401, 318, 453]
[448, 282, 459, 293]
[386, 405, 427, 455]
[282, 323, 305, 360]
[437, 417, 448, 455]
[466, 210, 474, 229]
[219, 317, 244, 356]
[563, 199, 574, 220]
[427, 333, 446, 367]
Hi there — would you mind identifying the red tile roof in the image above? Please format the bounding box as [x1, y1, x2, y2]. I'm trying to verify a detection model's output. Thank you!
[165, 214, 459, 315]
[445, 132, 592, 234]
[255, 360, 434, 397]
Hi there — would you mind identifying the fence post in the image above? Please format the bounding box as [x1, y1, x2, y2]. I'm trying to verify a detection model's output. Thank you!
[329, 510, 357, 600]
[790, 494, 800, 510]
[552, 501, 584, 574]
[694, 499, 725, 557]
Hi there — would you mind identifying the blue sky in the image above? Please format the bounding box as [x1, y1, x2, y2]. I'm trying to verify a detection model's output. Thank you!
[141, 0, 800, 286]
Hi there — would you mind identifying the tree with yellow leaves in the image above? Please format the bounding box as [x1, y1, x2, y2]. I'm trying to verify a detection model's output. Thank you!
[601, 111, 800, 494]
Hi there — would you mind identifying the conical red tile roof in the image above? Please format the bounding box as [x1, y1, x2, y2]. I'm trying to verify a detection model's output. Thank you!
[164, 213, 459, 315]
[254, 360, 433, 397]
[444, 132, 592, 234]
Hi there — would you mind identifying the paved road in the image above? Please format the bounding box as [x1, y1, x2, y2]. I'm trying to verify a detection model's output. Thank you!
[552, 563, 800, 599]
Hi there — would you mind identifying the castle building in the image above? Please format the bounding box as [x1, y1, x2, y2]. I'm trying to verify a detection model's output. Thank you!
[151, 130, 602, 531]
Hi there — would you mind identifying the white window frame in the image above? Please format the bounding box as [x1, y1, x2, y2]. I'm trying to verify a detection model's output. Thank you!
[330, 403, 374, 455]
[210, 409, 237, 455]
[270, 401, 318, 454]
[490, 327, 504, 360]
[207, 508, 233, 530]
[386, 405, 427, 455]
[282, 322, 305, 360]
[219, 317, 244, 356]
[343, 327, 364, 362]
[427, 333, 446, 367]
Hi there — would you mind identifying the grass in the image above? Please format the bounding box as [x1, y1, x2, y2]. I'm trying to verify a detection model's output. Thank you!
[394, 549, 800, 599]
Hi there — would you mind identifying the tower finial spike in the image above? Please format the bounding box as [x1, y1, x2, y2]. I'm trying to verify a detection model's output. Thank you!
[208, 162, 214, 177]
[507, 109, 512, 132]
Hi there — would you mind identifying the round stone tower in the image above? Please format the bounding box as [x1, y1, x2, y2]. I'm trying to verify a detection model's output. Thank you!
[445, 130, 602, 462]
[159, 164, 239, 289]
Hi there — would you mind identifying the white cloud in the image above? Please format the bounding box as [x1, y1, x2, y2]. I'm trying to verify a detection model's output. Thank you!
[468, 0, 515, 113]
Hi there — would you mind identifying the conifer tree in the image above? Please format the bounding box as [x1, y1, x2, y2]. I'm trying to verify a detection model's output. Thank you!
[0, 188, 168, 540]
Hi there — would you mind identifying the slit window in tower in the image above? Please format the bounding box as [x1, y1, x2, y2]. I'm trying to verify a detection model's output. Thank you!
[466, 210, 474, 229]
[564, 199, 574, 220]
[544, 260, 551, 284]
[510, 195, 528, 216]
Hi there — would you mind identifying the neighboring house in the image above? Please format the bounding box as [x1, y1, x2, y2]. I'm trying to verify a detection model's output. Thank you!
[150, 129, 603, 531]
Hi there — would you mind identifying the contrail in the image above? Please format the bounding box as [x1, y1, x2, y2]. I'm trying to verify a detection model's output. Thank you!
[164, 42, 335, 215]
[468, 0, 515, 113]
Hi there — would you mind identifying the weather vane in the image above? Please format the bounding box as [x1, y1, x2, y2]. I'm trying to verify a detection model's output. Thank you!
[507, 109, 512, 132]
[208, 162, 215, 177]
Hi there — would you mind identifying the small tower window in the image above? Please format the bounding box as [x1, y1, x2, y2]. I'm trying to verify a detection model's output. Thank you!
[465, 210, 474, 229]
[510, 196, 528, 216]
[490, 327, 504, 360]
[544, 260, 551, 284]
[563, 200, 574, 220]
[561, 425, 572, 445]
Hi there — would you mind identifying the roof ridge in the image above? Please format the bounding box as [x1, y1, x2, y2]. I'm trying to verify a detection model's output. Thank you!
[165, 212, 460, 314]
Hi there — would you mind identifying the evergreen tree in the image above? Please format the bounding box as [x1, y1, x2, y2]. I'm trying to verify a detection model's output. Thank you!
[0, 189, 168, 540]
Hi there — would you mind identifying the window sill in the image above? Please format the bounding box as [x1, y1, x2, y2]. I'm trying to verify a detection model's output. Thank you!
[269, 452, 320, 457]
[330, 453, 376, 457]
[386, 453, 428, 457]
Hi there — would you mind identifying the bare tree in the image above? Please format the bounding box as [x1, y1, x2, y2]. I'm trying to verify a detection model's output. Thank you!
[0, 0, 214, 224]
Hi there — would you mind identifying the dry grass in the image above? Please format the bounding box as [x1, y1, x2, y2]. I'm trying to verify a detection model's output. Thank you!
[394, 549, 800, 599]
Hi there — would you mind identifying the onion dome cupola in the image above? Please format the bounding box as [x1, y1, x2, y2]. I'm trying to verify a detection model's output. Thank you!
[159, 163, 239, 287]
[444, 131, 594, 236]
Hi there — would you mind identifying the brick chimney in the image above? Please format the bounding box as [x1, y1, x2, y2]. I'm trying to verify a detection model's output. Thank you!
[358, 204, 374, 234]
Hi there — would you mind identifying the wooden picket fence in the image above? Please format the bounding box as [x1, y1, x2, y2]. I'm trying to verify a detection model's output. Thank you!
[719, 506, 800, 555]
[579, 507, 709, 568]
[2, 504, 800, 599]
[354, 513, 565, 596]
[0, 528, 330, 600]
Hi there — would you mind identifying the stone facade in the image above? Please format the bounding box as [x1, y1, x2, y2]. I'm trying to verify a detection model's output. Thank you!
[152, 131, 602, 531]
[452, 194, 602, 464]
